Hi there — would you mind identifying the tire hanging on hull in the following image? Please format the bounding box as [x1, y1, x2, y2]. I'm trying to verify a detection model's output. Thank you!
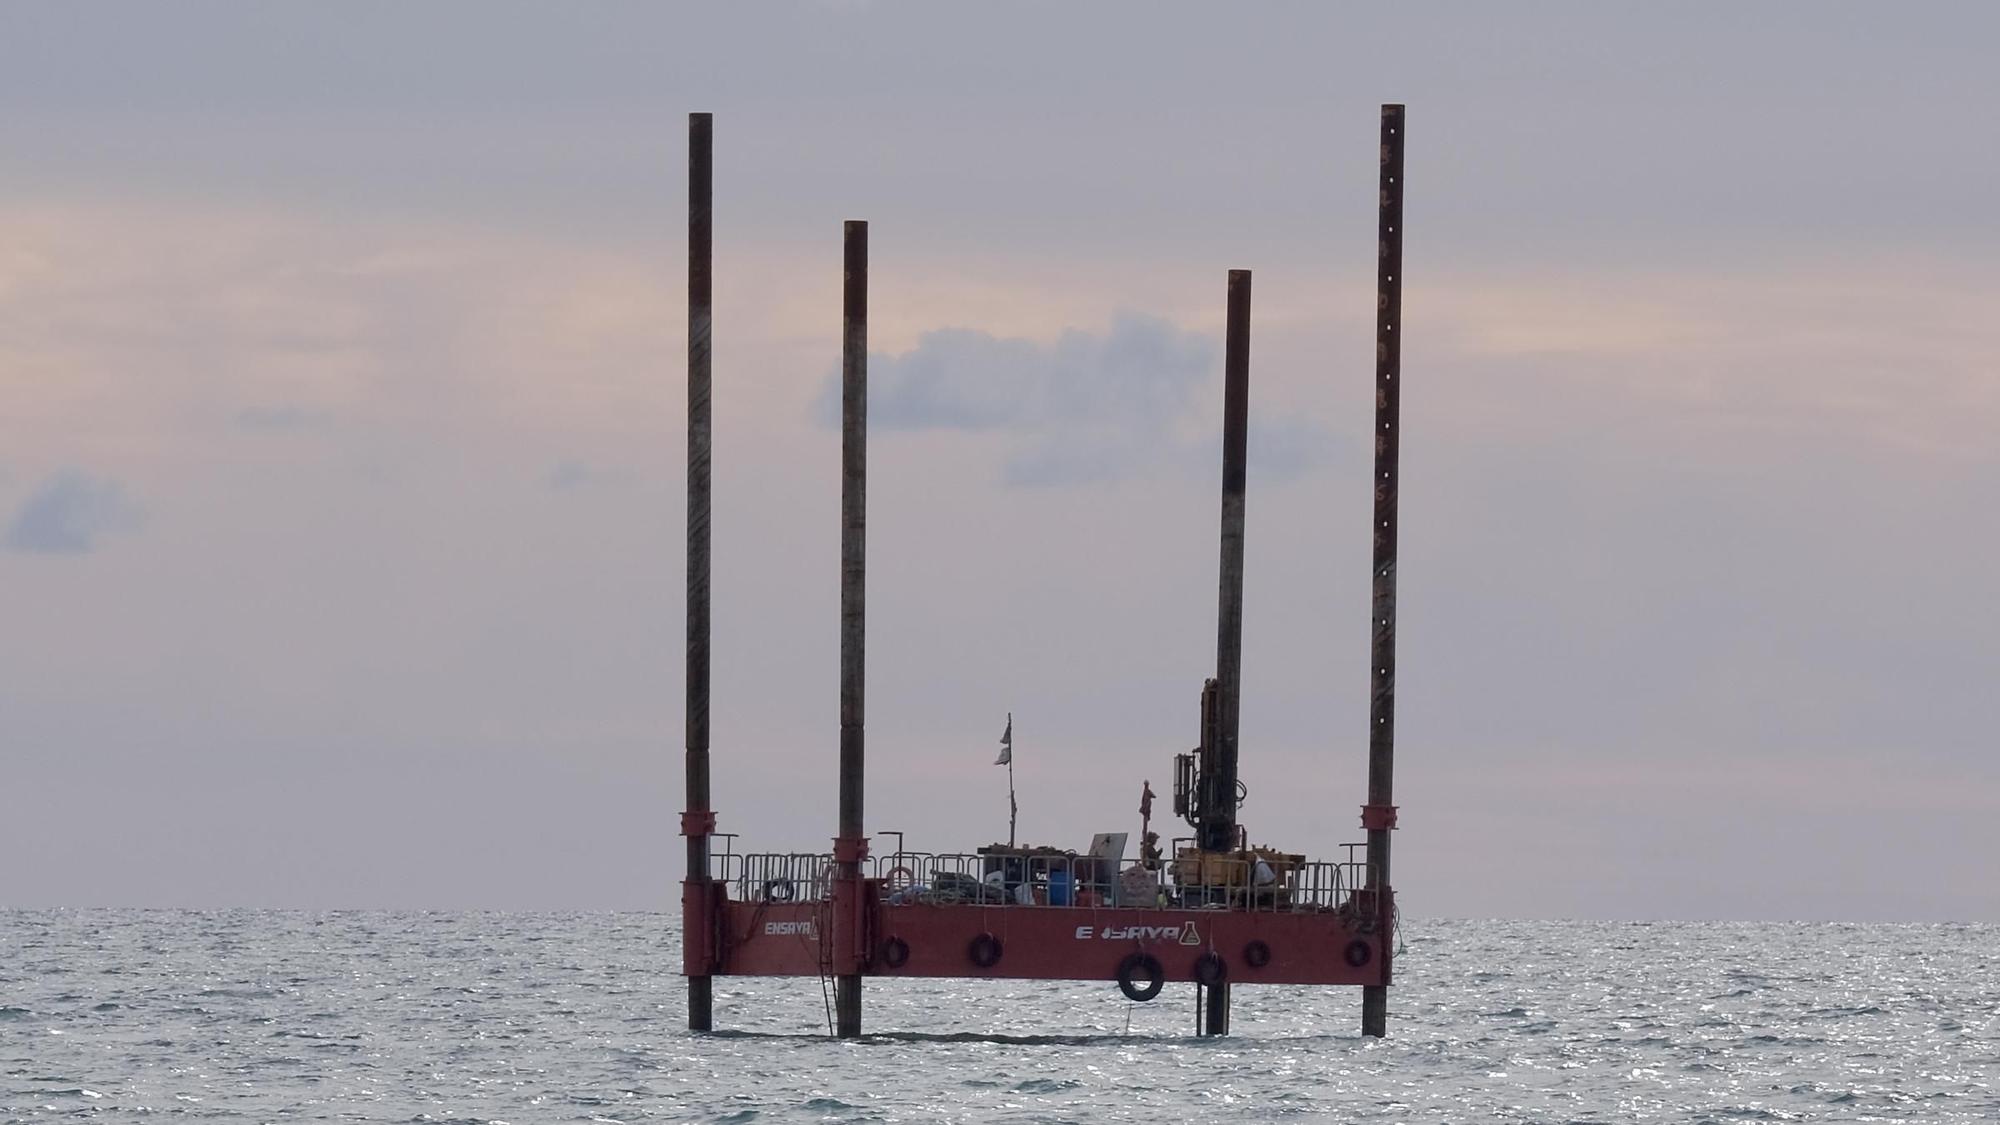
[1116, 952, 1165, 1002]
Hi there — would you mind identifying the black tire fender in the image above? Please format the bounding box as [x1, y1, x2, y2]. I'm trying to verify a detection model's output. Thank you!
[880, 936, 910, 969]
[1193, 951, 1228, 987]
[1116, 952, 1165, 1002]
[1343, 939, 1373, 968]
[968, 932, 1003, 968]
[1243, 940, 1272, 968]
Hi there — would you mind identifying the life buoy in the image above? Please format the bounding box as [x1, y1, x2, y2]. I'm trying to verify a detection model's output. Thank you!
[1193, 951, 1227, 987]
[1116, 952, 1165, 1002]
[1343, 939, 1373, 968]
[881, 936, 910, 968]
[1243, 940, 1272, 968]
[968, 932, 1003, 968]
[884, 865, 916, 890]
[760, 877, 795, 903]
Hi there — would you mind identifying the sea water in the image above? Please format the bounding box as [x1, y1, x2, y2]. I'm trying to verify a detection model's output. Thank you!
[3, 911, 1995, 1122]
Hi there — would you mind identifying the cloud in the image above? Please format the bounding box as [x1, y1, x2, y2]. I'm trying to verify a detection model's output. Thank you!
[1, 196, 1993, 915]
[816, 312, 1332, 487]
[3, 470, 142, 554]
[867, 312, 1216, 433]
[547, 459, 594, 490]
[234, 405, 334, 431]
[1421, 264, 2000, 464]
[546, 458, 629, 491]
[0, 202, 685, 474]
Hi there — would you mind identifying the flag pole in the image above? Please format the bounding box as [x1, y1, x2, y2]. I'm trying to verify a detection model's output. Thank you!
[1006, 712, 1017, 849]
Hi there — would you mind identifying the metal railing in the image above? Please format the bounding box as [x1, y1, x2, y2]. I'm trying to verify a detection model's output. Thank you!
[713, 838, 1381, 914]
[727, 851, 836, 904]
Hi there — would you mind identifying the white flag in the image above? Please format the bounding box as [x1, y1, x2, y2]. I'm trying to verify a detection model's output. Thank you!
[994, 715, 1012, 765]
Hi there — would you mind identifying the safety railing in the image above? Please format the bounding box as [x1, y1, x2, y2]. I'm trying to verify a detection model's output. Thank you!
[731, 852, 836, 904]
[717, 841, 1382, 913]
[1163, 839, 1378, 912]
[704, 833, 743, 888]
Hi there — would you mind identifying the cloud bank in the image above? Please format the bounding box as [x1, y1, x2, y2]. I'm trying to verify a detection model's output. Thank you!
[4, 470, 142, 554]
[817, 314, 1331, 486]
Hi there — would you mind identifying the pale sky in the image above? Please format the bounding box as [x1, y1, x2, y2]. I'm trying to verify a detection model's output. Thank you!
[3, 4, 1996, 919]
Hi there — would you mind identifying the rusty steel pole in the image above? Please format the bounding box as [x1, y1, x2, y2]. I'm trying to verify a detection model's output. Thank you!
[1361, 103, 1406, 1040]
[1203, 268, 1252, 1038]
[834, 219, 868, 1039]
[683, 111, 715, 1033]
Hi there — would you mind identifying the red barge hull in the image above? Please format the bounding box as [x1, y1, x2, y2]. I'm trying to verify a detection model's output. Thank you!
[686, 885, 1393, 989]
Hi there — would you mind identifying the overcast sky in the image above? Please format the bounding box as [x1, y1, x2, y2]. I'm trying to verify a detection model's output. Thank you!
[3, 3, 1996, 919]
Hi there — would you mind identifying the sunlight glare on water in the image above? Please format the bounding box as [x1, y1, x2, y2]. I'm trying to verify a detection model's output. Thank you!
[3, 912, 1996, 1122]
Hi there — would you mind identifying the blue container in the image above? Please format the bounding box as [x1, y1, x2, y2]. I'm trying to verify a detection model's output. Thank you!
[1048, 869, 1073, 907]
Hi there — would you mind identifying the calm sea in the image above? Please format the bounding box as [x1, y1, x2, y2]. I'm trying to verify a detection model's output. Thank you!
[2, 911, 1994, 1122]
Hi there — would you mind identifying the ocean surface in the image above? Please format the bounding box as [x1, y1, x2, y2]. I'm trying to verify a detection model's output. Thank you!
[2, 912, 1994, 1123]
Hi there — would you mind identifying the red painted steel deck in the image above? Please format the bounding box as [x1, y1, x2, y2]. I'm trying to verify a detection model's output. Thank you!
[686, 884, 1392, 989]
